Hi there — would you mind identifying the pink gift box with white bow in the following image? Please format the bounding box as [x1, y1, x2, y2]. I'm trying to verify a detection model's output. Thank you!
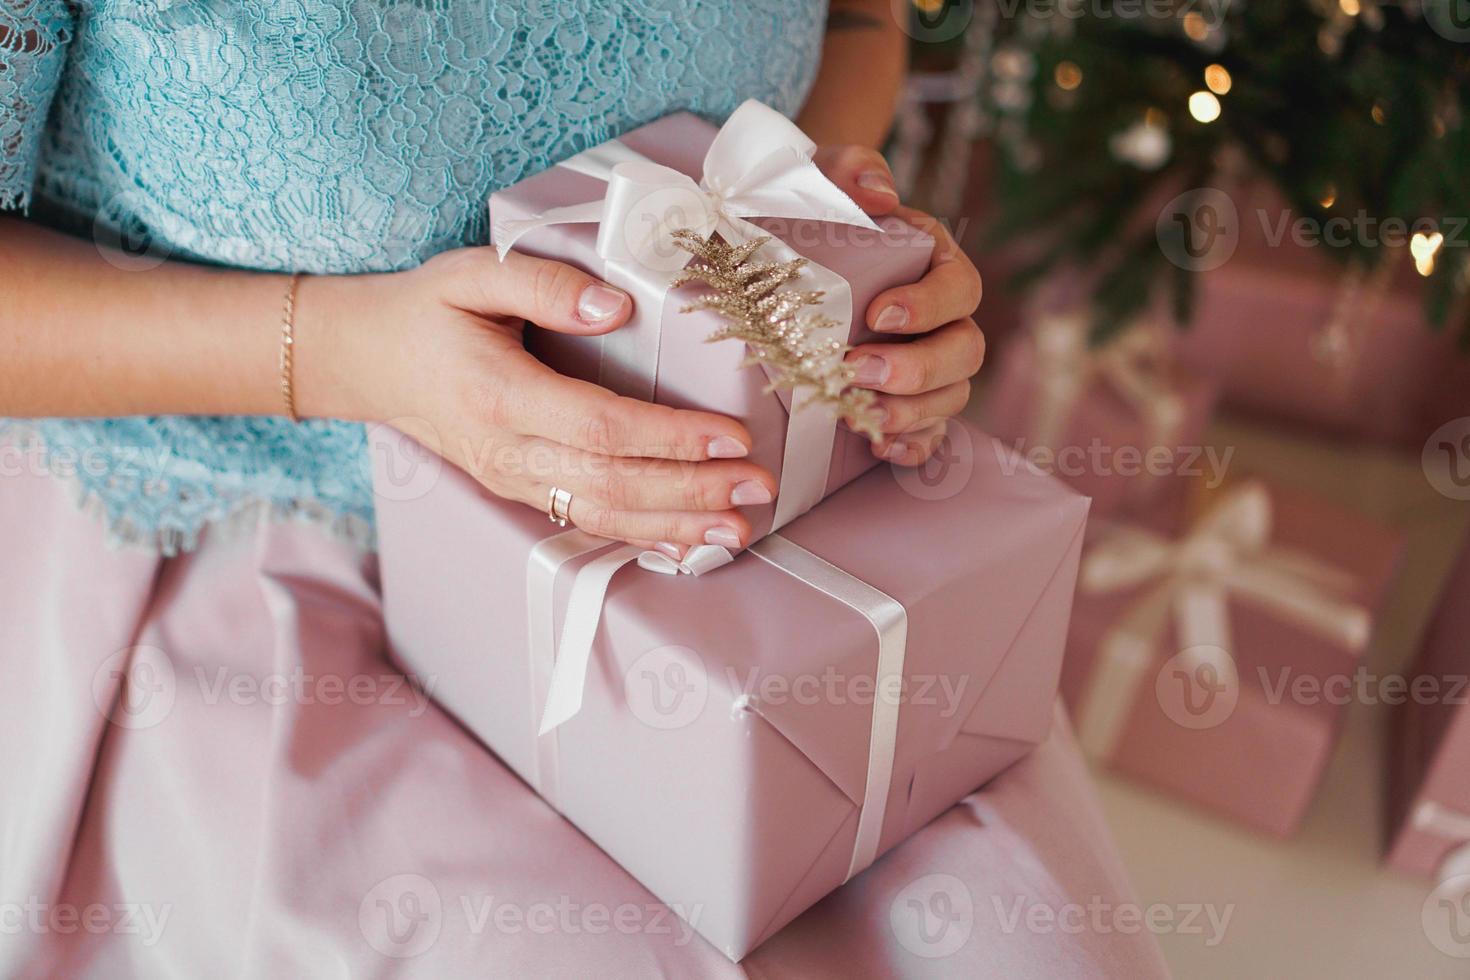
[1386, 532, 1470, 884]
[372, 419, 1089, 960]
[981, 315, 1219, 520]
[1059, 478, 1402, 837]
[491, 101, 933, 569]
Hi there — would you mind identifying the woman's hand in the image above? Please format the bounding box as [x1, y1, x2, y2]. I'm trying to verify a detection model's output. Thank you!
[814, 145, 986, 465]
[301, 251, 777, 555]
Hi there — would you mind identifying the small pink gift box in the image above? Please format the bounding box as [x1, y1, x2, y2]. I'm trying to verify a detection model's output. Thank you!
[371, 419, 1090, 960]
[490, 104, 934, 545]
[1173, 182, 1459, 447]
[981, 315, 1219, 520]
[1059, 478, 1402, 837]
[1386, 532, 1470, 881]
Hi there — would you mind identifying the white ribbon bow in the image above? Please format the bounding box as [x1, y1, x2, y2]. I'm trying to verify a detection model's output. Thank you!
[1028, 313, 1186, 452]
[1074, 482, 1372, 758]
[493, 99, 880, 273]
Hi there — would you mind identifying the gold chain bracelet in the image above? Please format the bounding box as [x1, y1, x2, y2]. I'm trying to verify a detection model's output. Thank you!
[278, 273, 303, 423]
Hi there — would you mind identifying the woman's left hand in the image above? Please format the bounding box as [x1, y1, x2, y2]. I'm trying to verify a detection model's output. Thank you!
[814, 145, 985, 465]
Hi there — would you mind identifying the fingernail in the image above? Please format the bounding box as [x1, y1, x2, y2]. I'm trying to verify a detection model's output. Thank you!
[730, 480, 773, 506]
[874, 305, 909, 332]
[857, 171, 898, 198]
[882, 440, 911, 462]
[707, 435, 749, 459]
[654, 541, 684, 560]
[851, 355, 890, 387]
[704, 526, 742, 549]
[577, 283, 628, 323]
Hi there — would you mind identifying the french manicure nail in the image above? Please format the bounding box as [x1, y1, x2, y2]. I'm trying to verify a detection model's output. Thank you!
[654, 541, 684, 560]
[852, 355, 889, 387]
[577, 283, 628, 323]
[707, 435, 749, 459]
[705, 527, 742, 549]
[857, 171, 898, 198]
[874, 305, 909, 332]
[882, 440, 911, 462]
[730, 480, 773, 506]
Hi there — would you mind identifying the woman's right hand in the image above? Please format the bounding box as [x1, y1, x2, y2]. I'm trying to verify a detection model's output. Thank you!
[300, 248, 777, 557]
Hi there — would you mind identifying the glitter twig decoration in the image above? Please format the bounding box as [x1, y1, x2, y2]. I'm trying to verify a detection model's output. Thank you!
[669, 229, 884, 441]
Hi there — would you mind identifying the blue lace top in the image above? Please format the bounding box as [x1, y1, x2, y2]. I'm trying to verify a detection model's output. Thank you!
[1, 0, 826, 553]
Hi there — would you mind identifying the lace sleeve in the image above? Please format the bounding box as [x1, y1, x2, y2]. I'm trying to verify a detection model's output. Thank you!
[0, 0, 73, 211]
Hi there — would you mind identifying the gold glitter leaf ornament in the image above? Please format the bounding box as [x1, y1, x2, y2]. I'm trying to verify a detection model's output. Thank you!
[669, 229, 885, 440]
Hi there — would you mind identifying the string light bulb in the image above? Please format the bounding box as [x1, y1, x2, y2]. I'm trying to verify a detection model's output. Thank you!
[1411, 231, 1444, 277]
[1189, 91, 1222, 123]
[1204, 64, 1232, 95]
[1054, 61, 1083, 91]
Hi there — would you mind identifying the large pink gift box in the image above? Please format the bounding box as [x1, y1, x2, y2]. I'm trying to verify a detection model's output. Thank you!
[1386, 532, 1470, 881]
[981, 316, 1219, 520]
[1060, 478, 1402, 837]
[490, 105, 934, 544]
[371, 419, 1090, 959]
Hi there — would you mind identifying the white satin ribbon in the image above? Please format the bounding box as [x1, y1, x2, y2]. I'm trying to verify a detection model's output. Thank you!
[1074, 482, 1372, 758]
[1413, 802, 1470, 888]
[1028, 313, 1186, 453]
[527, 531, 908, 881]
[749, 535, 909, 881]
[492, 100, 881, 570]
[526, 529, 623, 801]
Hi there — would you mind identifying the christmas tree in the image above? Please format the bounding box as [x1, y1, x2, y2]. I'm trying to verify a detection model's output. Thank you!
[945, 0, 1470, 344]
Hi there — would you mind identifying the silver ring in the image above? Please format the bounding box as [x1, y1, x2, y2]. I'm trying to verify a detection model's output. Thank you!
[547, 486, 573, 527]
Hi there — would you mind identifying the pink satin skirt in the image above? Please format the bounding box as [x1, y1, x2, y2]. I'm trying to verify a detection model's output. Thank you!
[0, 448, 1167, 978]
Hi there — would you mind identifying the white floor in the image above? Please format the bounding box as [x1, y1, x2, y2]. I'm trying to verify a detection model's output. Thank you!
[1084, 414, 1470, 979]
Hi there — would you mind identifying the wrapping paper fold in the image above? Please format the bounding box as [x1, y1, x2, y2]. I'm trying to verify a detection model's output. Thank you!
[490, 108, 934, 548]
[371, 420, 1090, 959]
[1386, 531, 1470, 881]
[1060, 477, 1402, 837]
[981, 315, 1218, 520]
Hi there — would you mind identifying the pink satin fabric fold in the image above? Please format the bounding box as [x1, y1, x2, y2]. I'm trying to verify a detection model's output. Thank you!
[0, 455, 1166, 978]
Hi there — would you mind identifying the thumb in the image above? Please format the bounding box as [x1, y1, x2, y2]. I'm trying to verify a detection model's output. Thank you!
[813, 144, 900, 217]
[441, 247, 633, 335]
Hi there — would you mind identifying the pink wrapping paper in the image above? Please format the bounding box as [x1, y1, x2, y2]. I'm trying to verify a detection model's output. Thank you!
[980, 329, 1219, 520]
[1173, 183, 1460, 446]
[1386, 531, 1470, 879]
[1, 443, 1168, 978]
[371, 419, 1091, 959]
[490, 111, 935, 542]
[1060, 478, 1402, 838]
